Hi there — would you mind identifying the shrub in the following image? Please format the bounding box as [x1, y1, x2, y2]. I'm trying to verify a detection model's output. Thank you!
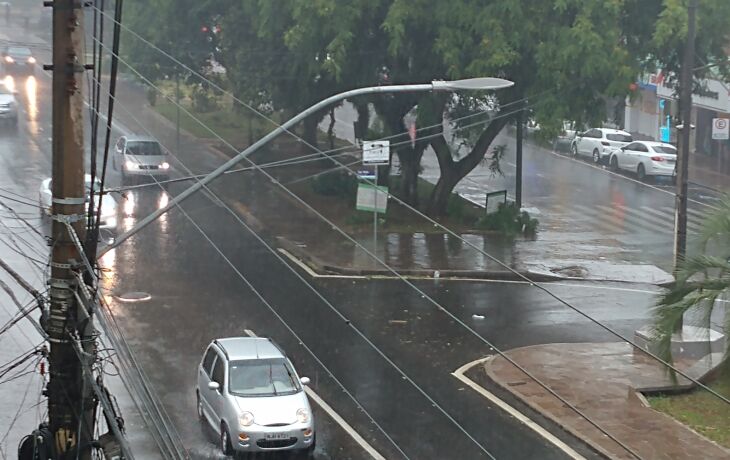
[475, 201, 538, 237]
[311, 171, 357, 197]
[191, 85, 217, 113]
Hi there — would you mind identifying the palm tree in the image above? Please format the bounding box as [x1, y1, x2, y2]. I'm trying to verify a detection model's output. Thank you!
[653, 196, 730, 376]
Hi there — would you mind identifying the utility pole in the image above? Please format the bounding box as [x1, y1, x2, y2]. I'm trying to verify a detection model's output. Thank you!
[673, 0, 697, 271]
[47, 0, 95, 458]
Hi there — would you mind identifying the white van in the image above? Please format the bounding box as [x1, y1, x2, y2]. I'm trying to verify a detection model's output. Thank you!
[113, 135, 172, 185]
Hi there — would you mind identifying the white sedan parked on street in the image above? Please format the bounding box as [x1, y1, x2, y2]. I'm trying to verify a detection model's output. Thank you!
[571, 128, 633, 164]
[39, 174, 118, 230]
[608, 141, 677, 181]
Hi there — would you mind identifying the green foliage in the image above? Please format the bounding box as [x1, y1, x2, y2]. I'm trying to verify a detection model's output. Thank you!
[191, 84, 217, 113]
[653, 196, 730, 375]
[475, 202, 538, 237]
[311, 171, 358, 197]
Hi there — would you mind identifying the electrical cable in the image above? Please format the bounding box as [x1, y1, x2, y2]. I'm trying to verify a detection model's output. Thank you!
[83, 56, 645, 458]
[89, 27, 730, 411]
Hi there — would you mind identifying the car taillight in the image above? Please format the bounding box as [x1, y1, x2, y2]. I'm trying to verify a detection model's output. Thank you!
[601, 141, 610, 146]
[650, 156, 664, 161]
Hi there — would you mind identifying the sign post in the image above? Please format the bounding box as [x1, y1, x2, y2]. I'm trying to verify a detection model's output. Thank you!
[712, 118, 729, 140]
[360, 141, 390, 257]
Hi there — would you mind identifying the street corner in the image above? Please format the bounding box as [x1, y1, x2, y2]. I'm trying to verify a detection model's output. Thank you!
[526, 259, 674, 285]
[481, 342, 730, 460]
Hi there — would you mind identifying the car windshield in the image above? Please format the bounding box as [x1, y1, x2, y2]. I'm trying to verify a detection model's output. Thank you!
[126, 141, 162, 156]
[653, 145, 676, 155]
[8, 47, 31, 57]
[0, 85, 10, 95]
[606, 133, 632, 142]
[228, 358, 300, 397]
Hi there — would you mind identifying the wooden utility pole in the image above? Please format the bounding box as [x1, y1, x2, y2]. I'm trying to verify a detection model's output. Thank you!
[673, 0, 697, 271]
[47, 0, 95, 458]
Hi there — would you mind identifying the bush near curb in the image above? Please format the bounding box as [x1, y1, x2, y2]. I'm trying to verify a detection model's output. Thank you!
[475, 202, 538, 237]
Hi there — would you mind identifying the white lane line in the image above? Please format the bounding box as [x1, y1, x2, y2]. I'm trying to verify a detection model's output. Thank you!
[452, 357, 586, 460]
[642, 206, 704, 233]
[303, 387, 386, 460]
[593, 204, 672, 235]
[243, 329, 386, 460]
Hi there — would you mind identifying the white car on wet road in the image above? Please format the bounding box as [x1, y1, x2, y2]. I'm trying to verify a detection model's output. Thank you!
[39, 174, 118, 230]
[608, 140, 677, 181]
[571, 128, 633, 164]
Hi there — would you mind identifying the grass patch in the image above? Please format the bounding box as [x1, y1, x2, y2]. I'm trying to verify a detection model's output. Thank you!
[154, 98, 274, 150]
[648, 372, 730, 448]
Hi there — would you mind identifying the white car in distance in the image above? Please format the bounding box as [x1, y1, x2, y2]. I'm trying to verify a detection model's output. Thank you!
[571, 128, 633, 164]
[608, 140, 677, 181]
[39, 174, 118, 231]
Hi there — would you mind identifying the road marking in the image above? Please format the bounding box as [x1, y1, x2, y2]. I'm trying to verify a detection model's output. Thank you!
[277, 248, 367, 279]
[452, 357, 586, 460]
[642, 206, 704, 233]
[543, 147, 721, 211]
[242, 329, 386, 460]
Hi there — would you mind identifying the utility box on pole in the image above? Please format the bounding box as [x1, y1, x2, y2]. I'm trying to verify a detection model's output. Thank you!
[47, 0, 96, 458]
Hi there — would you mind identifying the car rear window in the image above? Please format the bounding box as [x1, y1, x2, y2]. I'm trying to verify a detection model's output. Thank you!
[606, 134, 633, 142]
[8, 47, 31, 56]
[126, 141, 162, 156]
[653, 146, 676, 155]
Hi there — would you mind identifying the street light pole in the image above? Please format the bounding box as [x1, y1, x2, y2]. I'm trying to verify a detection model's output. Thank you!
[98, 77, 514, 258]
[673, 0, 698, 272]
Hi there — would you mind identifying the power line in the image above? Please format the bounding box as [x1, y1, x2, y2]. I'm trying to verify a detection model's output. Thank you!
[92, 30, 730, 409]
[83, 66, 632, 460]
[87, 43, 648, 458]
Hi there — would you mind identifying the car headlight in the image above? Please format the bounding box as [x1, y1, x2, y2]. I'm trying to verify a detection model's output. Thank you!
[296, 408, 310, 424]
[125, 160, 136, 170]
[27, 57, 36, 64]
[160, 161, 170, 170]
[238, 411, 254, 427]
[4, 56, 13, 63]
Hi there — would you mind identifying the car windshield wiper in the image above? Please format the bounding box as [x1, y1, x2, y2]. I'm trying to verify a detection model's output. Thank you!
[268, 363, 277, 396]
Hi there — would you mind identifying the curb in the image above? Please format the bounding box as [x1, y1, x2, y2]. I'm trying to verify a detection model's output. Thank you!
[276, 236, 564, 281]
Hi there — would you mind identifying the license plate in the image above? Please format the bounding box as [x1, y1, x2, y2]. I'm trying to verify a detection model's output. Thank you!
[265, 433, 289, 440]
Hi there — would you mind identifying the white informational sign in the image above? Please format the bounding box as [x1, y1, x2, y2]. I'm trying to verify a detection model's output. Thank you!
[356, 184, 388, 213]
[362, 141, 390, 165]
[485, 190, 507, 215]
[712, 118, 729, 140]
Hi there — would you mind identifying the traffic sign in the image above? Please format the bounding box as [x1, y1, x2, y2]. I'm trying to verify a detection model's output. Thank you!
[362, 141, 390, 164]
[712, 118, 729, 140]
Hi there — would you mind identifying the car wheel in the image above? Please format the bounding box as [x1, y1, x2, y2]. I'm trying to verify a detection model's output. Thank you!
[592, 149, 601, 164]
[637, 163, 646, 181]
[570, 144, 578, 157]
[196, 391, 204, 421]
[220, 422, 233, 456]
[610, 155, 619, 171]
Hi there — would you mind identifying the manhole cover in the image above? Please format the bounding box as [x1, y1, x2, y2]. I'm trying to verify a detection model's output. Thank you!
[116, 291, 152, 303]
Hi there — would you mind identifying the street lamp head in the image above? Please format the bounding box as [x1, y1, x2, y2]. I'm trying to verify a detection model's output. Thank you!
[431, 77, 514, 92]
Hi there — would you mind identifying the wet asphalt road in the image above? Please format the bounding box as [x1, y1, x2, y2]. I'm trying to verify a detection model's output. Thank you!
[0, 26, 711, 460]
[1, 61, 661, 459]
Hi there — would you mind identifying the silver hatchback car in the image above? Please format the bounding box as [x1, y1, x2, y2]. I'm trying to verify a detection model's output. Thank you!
[196, 337, 315, 458]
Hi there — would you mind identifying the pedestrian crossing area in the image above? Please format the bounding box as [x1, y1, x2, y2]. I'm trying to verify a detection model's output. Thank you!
[554, 203, 711, 237]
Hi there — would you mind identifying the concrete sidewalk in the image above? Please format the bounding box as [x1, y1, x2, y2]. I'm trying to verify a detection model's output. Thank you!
[484, 343, 729, 460]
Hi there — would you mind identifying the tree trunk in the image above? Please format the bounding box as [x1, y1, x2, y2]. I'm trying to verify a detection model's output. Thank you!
[327, 107, 336, 151]
[427, 169, 458, 217]
[301, 115, 319, 153]
[427, 116, 510, 216]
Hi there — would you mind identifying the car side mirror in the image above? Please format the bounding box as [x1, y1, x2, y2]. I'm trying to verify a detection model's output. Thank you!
[300, 377, 310, 386]
[208, 381, 220, 391]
